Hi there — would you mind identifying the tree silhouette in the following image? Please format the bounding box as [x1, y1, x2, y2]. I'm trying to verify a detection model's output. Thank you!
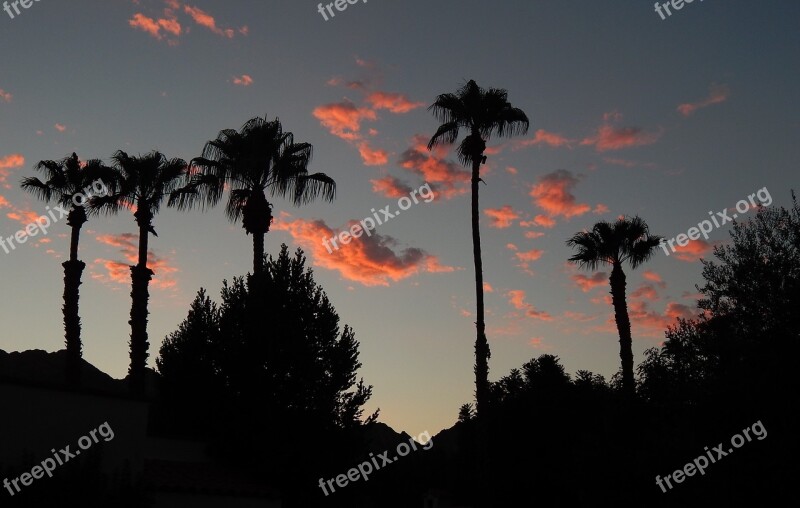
[155, 245, 377, 499]
[20, 153, 114, 386]
[91, 150, 188, 395]
[427, 80, 529, 415]
[170, 115, 336, 275]
[567, 216, 662, 398]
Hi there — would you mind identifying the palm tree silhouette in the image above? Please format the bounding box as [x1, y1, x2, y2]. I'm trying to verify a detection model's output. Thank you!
[20, 153, 114, 386]
[566, 216, 663, 398]
[91, 150, 188, 395]
[427, 80, 529, 415]
[170, 115, 336, 274]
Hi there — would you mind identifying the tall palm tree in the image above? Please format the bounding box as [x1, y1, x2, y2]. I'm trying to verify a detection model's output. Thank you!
[20, 153, 114, 386]
[427, 80, 529, 415]
[170, 115, 336, 274]
[91, 150, 188, 395]
[566, 216, 663, 398]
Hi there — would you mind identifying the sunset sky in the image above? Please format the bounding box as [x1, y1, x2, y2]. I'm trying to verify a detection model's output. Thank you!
[1, 1, 798, 436]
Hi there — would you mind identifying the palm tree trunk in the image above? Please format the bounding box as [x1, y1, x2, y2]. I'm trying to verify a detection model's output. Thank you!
[129, 210, 153, 396]
[253, 232, 265, 275]
[471, 157, 490, 416]
[63, 207, 87, 386]
[609, 262, 635, 397]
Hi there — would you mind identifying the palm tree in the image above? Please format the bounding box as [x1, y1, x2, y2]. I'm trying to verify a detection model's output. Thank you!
[170, 115, 336, 274]
[566, 216, 663, 398]
[91, 150, 188, 395]
[427, 80, 529, 415]
[20, 153, 114, 386]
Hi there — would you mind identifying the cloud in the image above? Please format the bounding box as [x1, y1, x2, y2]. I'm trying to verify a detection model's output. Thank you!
[625, 300, 699, 336]
[93, 233, 179, 289]
[397, 135, 470, 199]
[530, 169, 591, 219]
[0, 153, 24, 171]
[515, 129, 573, 149]
[484, 205, 520, 229]
[273, 214, 457, 287]
[515, 248, 543, 262]
[365, 92, 424, 113]
[183, 4, 235, 38]
[642, 270, 664, 283]
[370, 176, 412, 198]
[673, 239, 713, 262]
[128, 12, 182, 41]
[572, 271, 607, 292]
[312, 100, 377, 141]
[631, 282, 660, 301]
[54, 123, 66, 132]
[581, 125, 661, 152]
[358, 141, 389, 166]
[506, 289, 553, 321]
[0, 89, 11, 102]
[483, 282, 494, 293]
[232, 74, 253, 86]
[678, 84, 730, 117]
[523, 230, 545, 239]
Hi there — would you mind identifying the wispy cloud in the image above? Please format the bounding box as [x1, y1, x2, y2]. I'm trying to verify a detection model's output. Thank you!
[678, 84, 730, 116]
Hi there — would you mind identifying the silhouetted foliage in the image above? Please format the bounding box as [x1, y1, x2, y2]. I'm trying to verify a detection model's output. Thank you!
[153, 245, 377, 505]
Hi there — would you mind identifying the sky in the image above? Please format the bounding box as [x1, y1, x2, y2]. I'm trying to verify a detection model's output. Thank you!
[1, 0, 798, 437]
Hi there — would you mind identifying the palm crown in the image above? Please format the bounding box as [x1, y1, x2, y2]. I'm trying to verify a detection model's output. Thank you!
[567, 216, 663, 270]
[427, 79, 529, 165]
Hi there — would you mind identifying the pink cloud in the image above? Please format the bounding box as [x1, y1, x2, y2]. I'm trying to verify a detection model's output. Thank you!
[312, 101, 377, 141]
[515, 129, 573, 149]
[358, 141, 389, 166]
[484, 205, 520, 229]
[365, 92, 424, 114]
[273, 214, 457, 287]
[370, 176, 412, 198]
[530, 169, 591, 219]
[678, 84, 730, 116]
[232, 74, 253, 86]
[506, 289, 553, 321]
[0, 89, 11, 102]
[572, 271, 607, 292]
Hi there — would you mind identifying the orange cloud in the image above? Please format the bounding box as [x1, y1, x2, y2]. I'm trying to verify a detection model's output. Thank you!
[54, 123, 66, 132]
[484, 205, 520, 229]
[370, 176, 412, 198]
[0, 89, 11, 102]
[483, 282, 494, 293]
[678, 84, 730, 117]
[365, 92, 424, 114]
[94, 233, 179, 289]
[506, 289, 553, 321]
[530, 169, 591, 219]
[581, 125, 661, 152]
[572, 271, 607, 292]
[273, 215, 457, 287]
[625, 300, 699, 336]
[631, 282, 660, 301]
[358, 141, 389, 166]
[0, 154, 24, 183]
[515, 129, 573, 149]
[642, 270, 664, 283]
[183, 4, 235, 38]
[506, 166, 518, 175]
[673, 239, 713, 262]
[232, 74, 253, 86]
[128, 12, 181, 41]
[312, 101, 377, 141]
[397, 135, 470, 199]
[515, 248, 543, 262]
